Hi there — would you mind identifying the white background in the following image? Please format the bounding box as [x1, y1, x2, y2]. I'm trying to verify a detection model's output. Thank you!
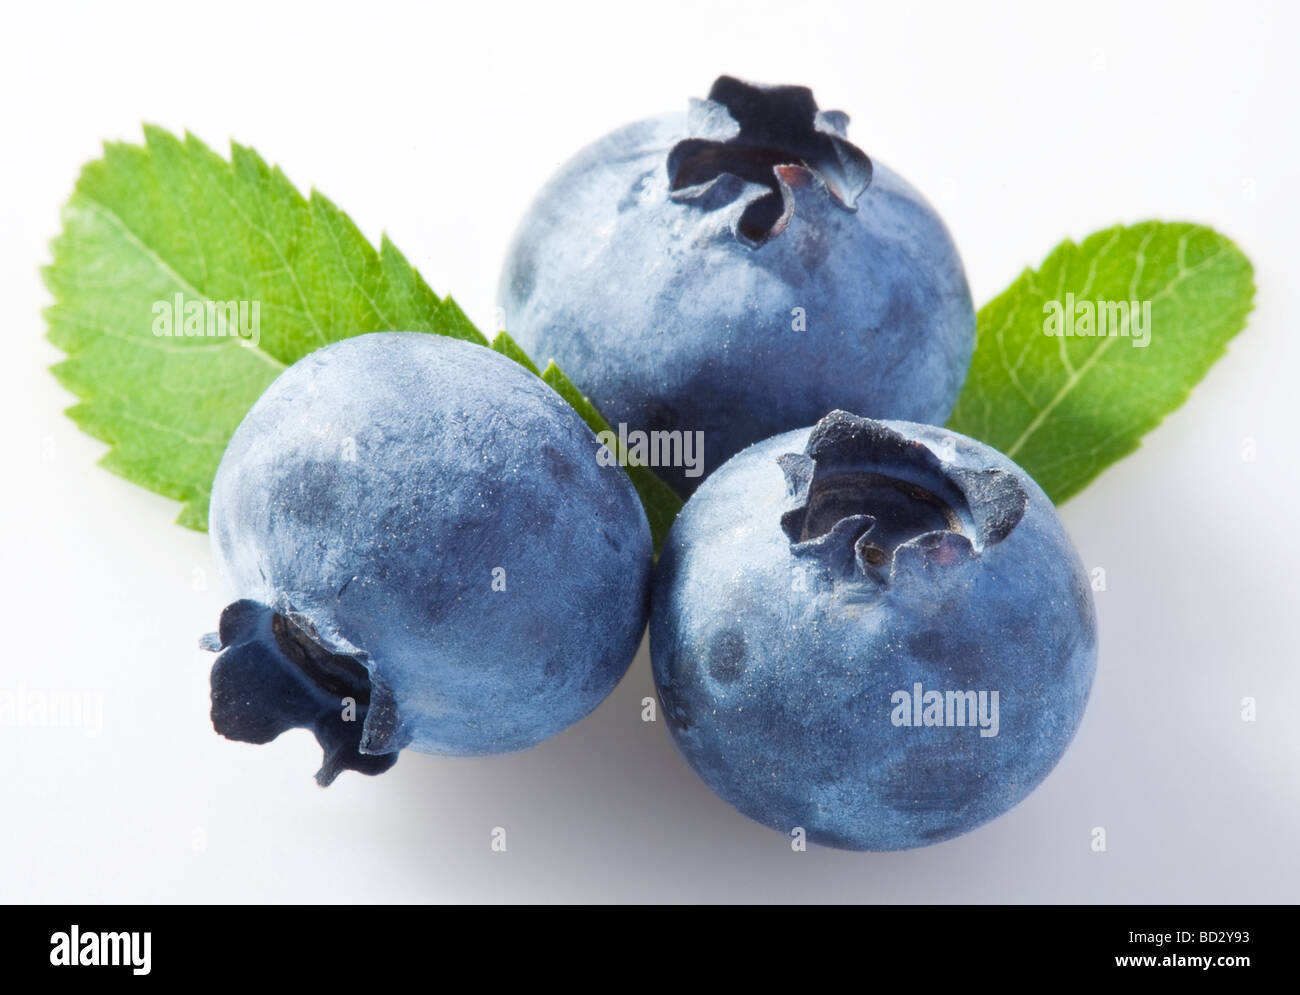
[1, 0, 1297, 902]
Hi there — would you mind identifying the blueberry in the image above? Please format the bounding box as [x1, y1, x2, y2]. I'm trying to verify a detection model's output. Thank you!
[499, 76, 975, 495]
[650, 410, 1096, 850]
[203, 332, 652, 784]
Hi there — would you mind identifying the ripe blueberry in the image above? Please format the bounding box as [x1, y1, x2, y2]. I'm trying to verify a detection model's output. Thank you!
[650, 410, 1096, 850]
[499, 76, 975, 495]
[203, 333, 652, 784]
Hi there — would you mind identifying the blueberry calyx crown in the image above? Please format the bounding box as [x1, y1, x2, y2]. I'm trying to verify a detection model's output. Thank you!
[667, 75, 873, 247]
[779, 411, 1027, 591]
[201, 600, 401, 785]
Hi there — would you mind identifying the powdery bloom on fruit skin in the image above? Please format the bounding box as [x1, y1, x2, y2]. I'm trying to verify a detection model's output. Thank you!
[499, 76, 976, 497]
[203, 333, 653, 782]
[649, 411, 1097, 852]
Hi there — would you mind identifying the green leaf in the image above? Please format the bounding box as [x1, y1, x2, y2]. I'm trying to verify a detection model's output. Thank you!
[43, 125, 681, 548]
[489, 328, 542, 376]
[948, 222, 1254, 502]
[45, 126, 486, 529]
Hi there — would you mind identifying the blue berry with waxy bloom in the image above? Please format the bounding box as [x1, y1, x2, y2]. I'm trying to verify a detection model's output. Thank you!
[499, 76, 975, 495]
[202, 332, 653, 784]
[650, 410, 1096, 850]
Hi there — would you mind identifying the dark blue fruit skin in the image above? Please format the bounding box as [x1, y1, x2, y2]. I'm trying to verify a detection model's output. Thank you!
[206, 332, 652, 784]
[650, 411, 1096, 851]
[499, 77, 975, 495]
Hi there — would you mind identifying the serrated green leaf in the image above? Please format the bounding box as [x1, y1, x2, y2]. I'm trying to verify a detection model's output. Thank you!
[46, 125, 683, 549]
[489, 329, 542, 376]
[948, 221, 1254, 502]
[44, 126, 487, 530]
